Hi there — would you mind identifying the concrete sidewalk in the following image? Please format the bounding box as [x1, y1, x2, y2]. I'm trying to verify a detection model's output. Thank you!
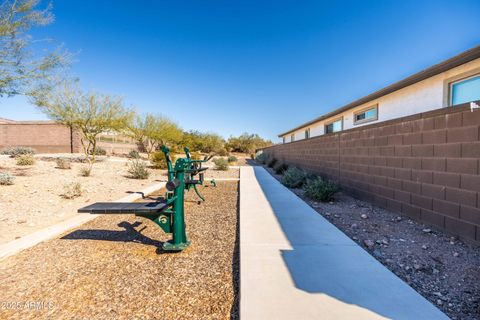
[240, 166, 449, 320]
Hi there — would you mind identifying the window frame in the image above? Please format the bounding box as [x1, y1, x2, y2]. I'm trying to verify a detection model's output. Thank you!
[443, 67, 480, 107]
[353, 104, 378, 125]
[305, 128, 310, 139]
[324, 117, 343, 134]
[449, 73, 480, 106]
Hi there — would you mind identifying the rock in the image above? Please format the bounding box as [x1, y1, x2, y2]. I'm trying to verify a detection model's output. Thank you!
[433, 268, 440, 274]
[421, 245, 428, 250]
[360, 213, 368, 219]
[363, 239, 375, 249]
[437, 299, 443, 306]
[453, 252, 459, 257]
[334, 214, 340, 218]
[349, 204, 357, 209]
[413, 264, 422, 270]
[328, 201, 334, 205]
[16, 219, 27, 224]
[422, 228, 431, 233]
[395, 216, 402, 222]
[372, 249, 383, 258]
[381, 239, 389, 245]
[324, 212, 331, 216]
[352, 236, 358, 240]
[433, 292, 442, 297]
[351, 223, 358, 229]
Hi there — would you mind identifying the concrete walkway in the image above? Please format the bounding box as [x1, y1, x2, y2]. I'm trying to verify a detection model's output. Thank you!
[240, 166, 449, 320]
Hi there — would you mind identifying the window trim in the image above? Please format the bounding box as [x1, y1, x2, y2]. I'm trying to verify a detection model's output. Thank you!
[353, 104, 378, 125]
[443, 67, 480, 107]
[324, 116, 343, 134]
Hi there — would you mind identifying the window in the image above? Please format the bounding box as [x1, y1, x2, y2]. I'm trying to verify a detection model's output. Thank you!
[305, 128, 310, 139]
[283, 136, 286, 144]
[450, 74, 480, 106]
[290, 134, 295, 142]
[325, 118, 342, 134]
[354, 105, 378, 125]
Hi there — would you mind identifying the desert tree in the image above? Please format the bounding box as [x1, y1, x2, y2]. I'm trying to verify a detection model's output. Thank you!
[0, 0, 70, 98]
[128, 113, 183, 158]
[35, 83, 134, 174]
[226, 132, 272, 154]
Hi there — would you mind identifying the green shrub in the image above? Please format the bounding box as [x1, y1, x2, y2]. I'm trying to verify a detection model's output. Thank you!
[16, 154, 35, 166]
[0, 172, 14, 185]
[79, 166, 92, 177]
[61, 182, 83, 199]
[151, 151, 175, 169]
[213, 157, 229, 171]
[255, 153, 266, 164]
[227, 155, 238, 163]
[127, 158, 150, 179]
[281, 167, 307, 188]
[273, 161, 288, 174]
[303, 177, 339, 202]
[89, 147, 107, 156]
[267, 157, 277, 168]
[128, 150, 140, 159]
[1, 146, 35, 158]
[56, 158, 72, 169]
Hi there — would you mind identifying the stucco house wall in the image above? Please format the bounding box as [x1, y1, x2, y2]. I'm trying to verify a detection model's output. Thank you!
[282, 57, 480, 143]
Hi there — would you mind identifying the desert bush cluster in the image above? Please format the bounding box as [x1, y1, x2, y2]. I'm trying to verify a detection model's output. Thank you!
[56, 158, 72, 169]
[0, 172, 15, 185]
[151, 151, 176, 169]
[16, 154, 35, 166]
[263, 155, 339, 202]
[61, 182, 83, 199]
[127, 158, 150, 179]
[1, 147, 35, 158]
[213, 157, 229, 171]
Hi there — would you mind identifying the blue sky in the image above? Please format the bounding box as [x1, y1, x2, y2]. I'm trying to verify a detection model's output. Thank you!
[1, 0, 479, 141]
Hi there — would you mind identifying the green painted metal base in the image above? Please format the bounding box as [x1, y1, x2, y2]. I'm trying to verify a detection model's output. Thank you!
[162, 240, 191, 251]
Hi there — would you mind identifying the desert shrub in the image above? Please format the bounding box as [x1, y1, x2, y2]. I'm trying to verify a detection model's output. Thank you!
[255, 153, 266, 164]
[88, 147, 107, 156]
[303, 177, 339, 202]
[227, 155, 238, 163]
[1, 146, 35, 157]
[61, 182, 83, 199]
[0, 172, 15, 185]
[16, 154, 35, 166]
[273, 161, 288, 174]
[127, 158, 150, 179]
[250, 153, 255, 159]
[217, 148, 228, 157]
[128, 150, 140, 159]
[213, 157, 229, 171]
[79, 166, 92, 177]
[281, 167, 307, 188]
[56, 158, 72, 169]
[267, 157, 277, 168]
[151, 151, 175, 169]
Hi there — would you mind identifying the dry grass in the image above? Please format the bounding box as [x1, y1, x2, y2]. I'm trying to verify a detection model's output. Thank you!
[0, 182, 239, 320]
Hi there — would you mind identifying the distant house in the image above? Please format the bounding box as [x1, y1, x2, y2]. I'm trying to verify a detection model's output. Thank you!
[279, 45, 480, 143]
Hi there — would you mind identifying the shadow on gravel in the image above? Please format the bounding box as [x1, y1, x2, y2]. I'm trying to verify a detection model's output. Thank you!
[61, 221, 167, 253]
[230, 187, 240, 320]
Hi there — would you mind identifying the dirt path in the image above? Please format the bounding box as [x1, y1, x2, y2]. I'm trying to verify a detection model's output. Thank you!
[0, 182, 239, 320]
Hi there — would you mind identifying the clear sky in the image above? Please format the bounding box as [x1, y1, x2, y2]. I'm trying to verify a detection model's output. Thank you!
[1, 0, 479, 141]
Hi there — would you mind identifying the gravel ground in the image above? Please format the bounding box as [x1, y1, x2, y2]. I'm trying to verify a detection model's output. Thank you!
[0, 181, 239, 320]
[0, 155, 238, 244]
[264, 166, 480, 320]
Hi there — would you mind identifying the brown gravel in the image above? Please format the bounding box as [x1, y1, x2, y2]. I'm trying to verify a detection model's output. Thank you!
[0, 182, 239, 320]
[264, 166, 480, 320]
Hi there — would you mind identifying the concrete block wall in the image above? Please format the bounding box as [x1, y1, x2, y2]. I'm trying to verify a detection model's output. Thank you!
[0, 122, 82, 153]
[263, 101, 480, 244]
